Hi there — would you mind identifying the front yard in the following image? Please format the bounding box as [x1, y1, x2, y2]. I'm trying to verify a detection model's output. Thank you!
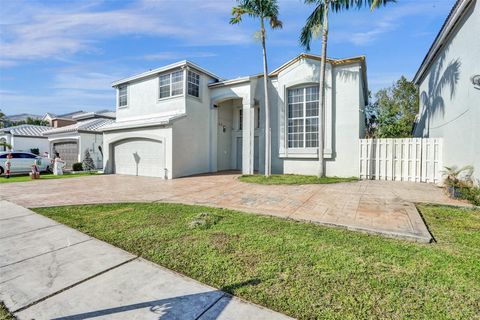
[0, 172, 98, 184]
[34, 203, 480, 319]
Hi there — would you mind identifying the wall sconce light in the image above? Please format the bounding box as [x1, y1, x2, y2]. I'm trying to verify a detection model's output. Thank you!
[472, 75, 480, 90]
[223, 125, 226, 132]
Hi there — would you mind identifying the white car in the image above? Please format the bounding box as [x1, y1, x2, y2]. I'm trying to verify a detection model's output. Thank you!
[0, 152, 52, 175]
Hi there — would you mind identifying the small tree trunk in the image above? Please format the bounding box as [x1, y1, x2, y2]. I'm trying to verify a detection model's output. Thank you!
[261, 18, 271, 177]
[317, 1, 329, 178]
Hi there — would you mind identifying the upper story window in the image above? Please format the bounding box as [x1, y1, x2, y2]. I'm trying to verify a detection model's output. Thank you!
[287, 86, 319, 148]
[187, 70, 200, 97]
[118, 85, 128, 107]
[159, 70, 183, 99]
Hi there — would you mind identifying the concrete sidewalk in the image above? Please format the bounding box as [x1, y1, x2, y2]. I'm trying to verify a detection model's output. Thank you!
[0, 201, 293, 320]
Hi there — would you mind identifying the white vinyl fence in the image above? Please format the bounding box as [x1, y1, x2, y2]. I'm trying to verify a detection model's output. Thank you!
[359, 138, 443, 183]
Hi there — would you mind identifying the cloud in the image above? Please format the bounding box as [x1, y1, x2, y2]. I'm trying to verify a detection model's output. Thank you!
[142, 51, 218, 61]
[0, 0, 248, 66]
[331, 1, 453, 46]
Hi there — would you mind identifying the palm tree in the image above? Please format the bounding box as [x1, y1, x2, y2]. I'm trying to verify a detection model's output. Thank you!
[300, 0, 393, 177]
[231, 0, 282, 177]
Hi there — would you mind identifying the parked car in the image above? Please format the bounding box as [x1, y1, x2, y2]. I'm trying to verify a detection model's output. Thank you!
[0, 152, 52, 175]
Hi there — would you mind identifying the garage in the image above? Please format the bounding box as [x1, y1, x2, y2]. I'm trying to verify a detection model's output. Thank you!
[53, 141, 78, 169]
[113, 138, 165, 178]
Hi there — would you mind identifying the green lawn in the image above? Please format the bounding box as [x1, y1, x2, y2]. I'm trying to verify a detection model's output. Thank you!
[0, 302, 14, 320]
[239, 174, 358, 185]
[34, 203, 480, 319]
[0, 172, 98, 184]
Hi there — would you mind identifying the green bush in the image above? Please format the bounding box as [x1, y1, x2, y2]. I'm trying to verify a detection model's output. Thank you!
[460, 186, 480, 206]
[72, 162, 83, 171]
[30, 148, 39, 155]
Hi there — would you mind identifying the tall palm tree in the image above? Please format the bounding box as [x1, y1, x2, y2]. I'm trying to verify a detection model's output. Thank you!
[300, 0, 393, 177]
[231, 0, 282, 177]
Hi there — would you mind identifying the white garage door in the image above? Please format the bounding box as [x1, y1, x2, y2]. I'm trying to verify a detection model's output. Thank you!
[113, 138, 165, 178]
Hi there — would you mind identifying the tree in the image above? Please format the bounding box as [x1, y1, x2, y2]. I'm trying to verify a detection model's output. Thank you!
[82, 149, 95, 171]
[368, 76, 419, 138]
[231, 0, 282, 177]
[10, 117, 49, 127]
[300, 0, 393, 177]
[0, 110, 5, 128]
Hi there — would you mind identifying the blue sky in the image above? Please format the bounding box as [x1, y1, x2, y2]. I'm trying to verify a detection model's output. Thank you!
[0, 0, 455, 115]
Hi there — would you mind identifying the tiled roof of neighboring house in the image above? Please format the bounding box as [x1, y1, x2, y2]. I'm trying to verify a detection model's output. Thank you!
[413, 0, 472, 84]
[72, 110, 116, 120]
[0, 124, 51, 137]
[43, 118, 115, 135]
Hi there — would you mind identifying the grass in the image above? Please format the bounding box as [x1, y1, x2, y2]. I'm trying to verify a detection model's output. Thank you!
[238, 174, 358, 185]
[0, 302, 15, 320]
[34, 203, 480, 319]
[0, 172, 98, 184]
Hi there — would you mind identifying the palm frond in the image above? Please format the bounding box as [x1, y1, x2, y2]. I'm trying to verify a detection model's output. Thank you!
[300, 3, 324, 50]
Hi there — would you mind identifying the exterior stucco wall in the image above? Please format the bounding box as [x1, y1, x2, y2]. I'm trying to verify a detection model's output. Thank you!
[171, 81, 213, 178]
[103, 126, 173, 179]
[325, 63, 364, 177]
[9, 136, 49, 154]
[115, 71, 186, 122]
[414, 1, 480, 182]
[272, 58, 365, 177]
[79, 132, 104, 169]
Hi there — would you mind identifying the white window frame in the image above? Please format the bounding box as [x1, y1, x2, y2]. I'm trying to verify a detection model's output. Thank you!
[187, 70, 200, 98]
[159, 70, 184, 99]
[287, 85, 319, 150]
[118, 85, 128, 108]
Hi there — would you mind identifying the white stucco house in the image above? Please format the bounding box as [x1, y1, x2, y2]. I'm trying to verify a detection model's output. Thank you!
[0, 125, 50, 154]
[43, 111, 115, 169]
[102, 53, 368, 179]
[413, 0, 480, 182]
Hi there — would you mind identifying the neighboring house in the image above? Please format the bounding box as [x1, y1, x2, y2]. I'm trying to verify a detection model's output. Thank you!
[43, 111, 115, 169]
[413, 0, 480, 182]
[103, 53, 368, 179]
[43, 110, 114, 128]
[0, 125, 50, 154]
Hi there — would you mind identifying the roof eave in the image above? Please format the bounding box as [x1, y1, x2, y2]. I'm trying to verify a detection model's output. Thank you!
[413, 0, 472, 84]
[112, 61, 223, 87]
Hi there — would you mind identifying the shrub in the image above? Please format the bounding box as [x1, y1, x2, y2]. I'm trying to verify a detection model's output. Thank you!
[82, 149, 95, 171]
[30, 148, 39, 155]
[188, 212, 219, 229]
[460, 186, 480, 206]
[72, 162, 83, 171]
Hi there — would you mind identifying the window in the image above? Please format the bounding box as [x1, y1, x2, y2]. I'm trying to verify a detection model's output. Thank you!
[187, 70, 200, 97]
[19, 153, 37, 159]
[118, 85, 128, 107]
[287, 86, 319, 148]
[159, 70, 184, 99]
[239, 109, 243, 130]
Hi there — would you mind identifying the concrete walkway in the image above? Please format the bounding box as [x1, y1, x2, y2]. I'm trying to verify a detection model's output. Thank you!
[0, 201, 293, 320]
[0, 173, 464, 242]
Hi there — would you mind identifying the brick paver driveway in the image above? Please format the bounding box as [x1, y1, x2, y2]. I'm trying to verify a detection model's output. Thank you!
[0, 172, 463, 242]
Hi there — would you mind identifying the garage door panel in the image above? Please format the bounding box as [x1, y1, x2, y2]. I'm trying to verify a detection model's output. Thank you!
[53, 142, 78, 169]
[113, 139, 165, 178]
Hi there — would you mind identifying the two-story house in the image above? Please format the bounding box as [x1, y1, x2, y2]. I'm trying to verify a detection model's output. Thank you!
[102, 53, 368, 179]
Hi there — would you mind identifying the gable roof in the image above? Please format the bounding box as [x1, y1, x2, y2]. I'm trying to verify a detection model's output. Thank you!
[112, 60, 223, 87]
[0, 124, 50, 137]
[43, 118, 114, 136]
[269, 53, 366, 76]
[413, 0, 474, 84]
